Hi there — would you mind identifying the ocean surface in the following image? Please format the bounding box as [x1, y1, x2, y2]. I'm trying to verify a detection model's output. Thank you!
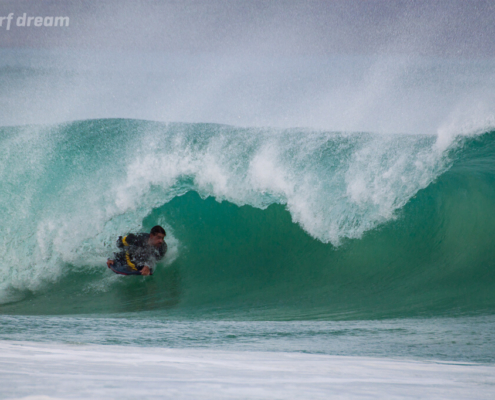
[0, 16, 495, 394]
[0, 117, 494, 399]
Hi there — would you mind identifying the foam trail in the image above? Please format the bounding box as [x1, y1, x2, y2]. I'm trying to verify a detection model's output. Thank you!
[1, 341, 494, 400]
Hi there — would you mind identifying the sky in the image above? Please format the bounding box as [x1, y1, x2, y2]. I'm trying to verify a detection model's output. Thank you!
[1, 0, 495, 57]
[0, 1, 494, 132]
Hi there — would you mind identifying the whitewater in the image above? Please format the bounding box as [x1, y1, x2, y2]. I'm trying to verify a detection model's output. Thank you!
[2, 3, 495, 397]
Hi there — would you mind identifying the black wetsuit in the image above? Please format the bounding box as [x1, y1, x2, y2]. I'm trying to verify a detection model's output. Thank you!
[111, 233, 167, 275]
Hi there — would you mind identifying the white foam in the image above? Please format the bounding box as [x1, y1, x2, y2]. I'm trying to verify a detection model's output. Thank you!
[1, 341, 494, 400]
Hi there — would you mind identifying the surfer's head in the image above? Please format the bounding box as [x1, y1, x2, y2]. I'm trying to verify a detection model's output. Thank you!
[149, 225, 166, 247]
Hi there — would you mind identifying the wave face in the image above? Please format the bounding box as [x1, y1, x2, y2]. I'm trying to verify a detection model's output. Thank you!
[0, 119, 494, 319]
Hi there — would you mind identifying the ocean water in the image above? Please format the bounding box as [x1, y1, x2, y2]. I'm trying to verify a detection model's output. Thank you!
[1, 2, 495, 390]
[1, 116, 494, 398]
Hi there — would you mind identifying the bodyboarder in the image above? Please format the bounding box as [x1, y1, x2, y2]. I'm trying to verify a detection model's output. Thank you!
[107, 225, 167, 276]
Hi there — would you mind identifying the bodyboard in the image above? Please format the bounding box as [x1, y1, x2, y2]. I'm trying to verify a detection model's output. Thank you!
[108, 260, 142, 276]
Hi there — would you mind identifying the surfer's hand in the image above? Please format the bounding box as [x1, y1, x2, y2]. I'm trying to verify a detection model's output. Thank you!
[141, 266, 151, 276]
[106, 259, 114, 268]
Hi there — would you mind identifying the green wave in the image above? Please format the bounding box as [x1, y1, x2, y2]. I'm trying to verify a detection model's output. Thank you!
[0, 120, 494, 319]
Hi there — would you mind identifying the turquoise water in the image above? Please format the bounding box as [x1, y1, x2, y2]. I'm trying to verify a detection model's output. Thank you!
[0, 118, 494, 366]
[1, 315, 494, 363]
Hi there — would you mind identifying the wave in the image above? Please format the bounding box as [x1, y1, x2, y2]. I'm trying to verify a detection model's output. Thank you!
[0, 119, 494, 318]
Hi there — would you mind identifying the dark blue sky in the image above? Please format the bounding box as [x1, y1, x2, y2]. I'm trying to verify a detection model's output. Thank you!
[0, 0, 494, 57]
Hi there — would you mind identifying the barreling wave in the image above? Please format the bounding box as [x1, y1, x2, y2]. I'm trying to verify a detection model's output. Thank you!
[0, 119, 494, 319]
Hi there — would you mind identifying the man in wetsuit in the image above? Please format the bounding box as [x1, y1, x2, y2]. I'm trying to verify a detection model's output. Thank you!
[107, 225, 167, 276]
